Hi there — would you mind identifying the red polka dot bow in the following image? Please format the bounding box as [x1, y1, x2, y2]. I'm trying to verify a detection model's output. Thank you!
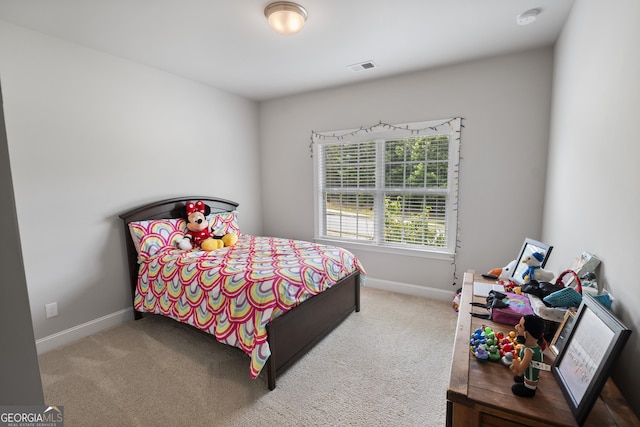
[186, 200, 206, 215]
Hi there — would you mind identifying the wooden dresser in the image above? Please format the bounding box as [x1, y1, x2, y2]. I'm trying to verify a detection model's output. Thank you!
[446, 272, 639, 427]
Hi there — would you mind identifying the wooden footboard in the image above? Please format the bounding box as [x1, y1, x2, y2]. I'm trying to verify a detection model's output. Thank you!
[266, 271, 360, 390]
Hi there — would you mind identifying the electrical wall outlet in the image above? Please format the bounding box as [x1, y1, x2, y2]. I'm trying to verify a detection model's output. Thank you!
[45, 302, 58, 318]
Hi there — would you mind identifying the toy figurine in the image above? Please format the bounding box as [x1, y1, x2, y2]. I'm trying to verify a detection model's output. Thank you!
[509, 315, 548, 397]
[475, 344, 489, 362]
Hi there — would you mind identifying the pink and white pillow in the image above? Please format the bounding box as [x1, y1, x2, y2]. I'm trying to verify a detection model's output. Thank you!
[128, 218, 187, 259]
[208, 210, 240, 236]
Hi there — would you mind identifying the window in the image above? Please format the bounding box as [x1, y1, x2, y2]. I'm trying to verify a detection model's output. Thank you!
[312, 118, 461, 255]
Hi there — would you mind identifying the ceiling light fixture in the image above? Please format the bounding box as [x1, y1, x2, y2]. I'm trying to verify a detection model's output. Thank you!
[264, 2, 308, 35]
[516, 9, 539, 26]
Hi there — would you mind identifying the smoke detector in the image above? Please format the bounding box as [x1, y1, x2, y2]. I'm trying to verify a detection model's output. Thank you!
[516, 9, 539, 25]
[347, 61, 377, 72]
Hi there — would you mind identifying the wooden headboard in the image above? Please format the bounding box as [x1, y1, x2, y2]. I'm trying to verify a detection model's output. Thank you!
[118, 196, 239, 313]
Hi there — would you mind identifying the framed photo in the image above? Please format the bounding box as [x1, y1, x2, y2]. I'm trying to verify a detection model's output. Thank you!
[552, 294, 631, 425]
[550, 309, 576, 356]
[510, 238, 553, 285]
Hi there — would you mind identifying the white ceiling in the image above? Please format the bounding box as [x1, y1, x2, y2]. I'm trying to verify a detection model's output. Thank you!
[0, 0, 575, 101]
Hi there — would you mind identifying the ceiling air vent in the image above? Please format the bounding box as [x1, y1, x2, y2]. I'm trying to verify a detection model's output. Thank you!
[347, 61, 377, 72]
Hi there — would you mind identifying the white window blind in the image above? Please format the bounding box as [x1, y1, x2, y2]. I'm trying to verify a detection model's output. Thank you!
[312, 118, 461, 254]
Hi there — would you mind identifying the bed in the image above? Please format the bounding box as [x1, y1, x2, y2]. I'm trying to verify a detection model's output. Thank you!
[119, 196, 364, 390]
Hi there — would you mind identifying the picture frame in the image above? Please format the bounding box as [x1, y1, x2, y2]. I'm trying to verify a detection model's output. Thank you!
[550, 309, 576, 356]
[510, 238, 553, 285]
[552, 294, 631, 425]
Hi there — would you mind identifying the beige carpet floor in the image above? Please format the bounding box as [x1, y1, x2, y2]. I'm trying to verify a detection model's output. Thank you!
[38, 287, 458, 427]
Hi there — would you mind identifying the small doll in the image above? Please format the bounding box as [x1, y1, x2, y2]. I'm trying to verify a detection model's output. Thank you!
[509, 314, 548, 397]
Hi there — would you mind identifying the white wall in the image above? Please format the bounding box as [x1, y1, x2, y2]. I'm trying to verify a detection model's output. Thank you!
[0, 20, 263, 348]
[259, 47, 554, 299]
[544, 0, 640, 412]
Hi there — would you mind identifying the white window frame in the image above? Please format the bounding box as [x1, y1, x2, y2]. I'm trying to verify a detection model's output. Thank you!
[312, 118, 461, 258]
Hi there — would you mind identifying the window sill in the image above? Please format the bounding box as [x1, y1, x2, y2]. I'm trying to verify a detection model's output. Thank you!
[314, 237, 454, 260]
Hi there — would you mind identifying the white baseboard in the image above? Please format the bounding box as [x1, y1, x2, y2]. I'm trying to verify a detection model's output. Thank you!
[364, 277, 455, 302]
[36, 308, 134, 355]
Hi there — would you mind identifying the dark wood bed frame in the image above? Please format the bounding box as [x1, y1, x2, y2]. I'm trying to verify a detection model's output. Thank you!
[119, 196, 360, 390]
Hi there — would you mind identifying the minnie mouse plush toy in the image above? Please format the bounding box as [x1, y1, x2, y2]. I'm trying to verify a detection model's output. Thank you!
[177, 200, 236, 251]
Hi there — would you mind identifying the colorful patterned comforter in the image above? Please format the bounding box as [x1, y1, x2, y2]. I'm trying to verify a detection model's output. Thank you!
[134, 234, 365, 378]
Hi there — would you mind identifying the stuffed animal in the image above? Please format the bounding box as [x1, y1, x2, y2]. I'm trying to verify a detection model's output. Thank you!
[176, 200, 238, 251]
[521, 252, 554, 283]
[487, 260, 518, 281]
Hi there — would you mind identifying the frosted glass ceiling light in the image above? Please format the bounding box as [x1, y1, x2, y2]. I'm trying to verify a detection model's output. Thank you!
[265, 2, 308, 35]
